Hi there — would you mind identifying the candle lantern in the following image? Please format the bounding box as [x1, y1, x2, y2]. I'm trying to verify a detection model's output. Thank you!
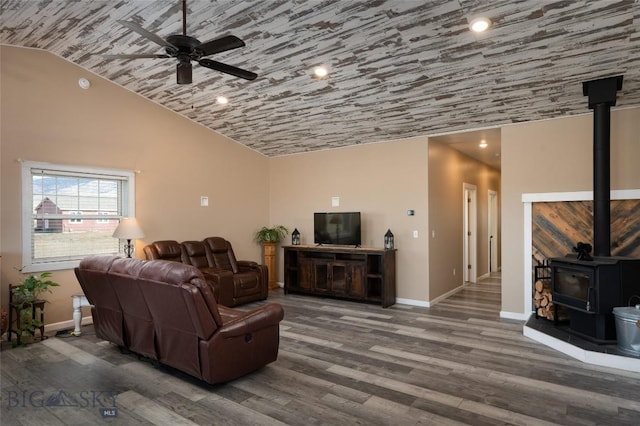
[292, 228, 301, 245]
[384, 229, 394, 250]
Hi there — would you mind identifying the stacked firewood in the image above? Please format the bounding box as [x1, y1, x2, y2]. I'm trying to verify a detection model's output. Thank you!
[533, 280, 568, 321]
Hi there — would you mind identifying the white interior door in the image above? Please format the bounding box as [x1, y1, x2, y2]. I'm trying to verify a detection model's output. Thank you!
[488, 190, 498, 273]
[463, 183, 477, 283]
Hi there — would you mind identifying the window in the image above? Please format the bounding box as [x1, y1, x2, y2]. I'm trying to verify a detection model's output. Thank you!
[22, 161, 135, 272]
[69, 211, 83, 223]
[97, 212, 110, 224]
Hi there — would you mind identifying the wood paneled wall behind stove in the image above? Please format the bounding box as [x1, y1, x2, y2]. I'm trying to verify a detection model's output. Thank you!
[532, 200, 640, 264]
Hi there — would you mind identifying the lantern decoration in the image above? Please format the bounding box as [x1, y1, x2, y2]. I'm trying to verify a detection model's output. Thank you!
[384, 229, 394, 250]
[292, 228, 301, 245]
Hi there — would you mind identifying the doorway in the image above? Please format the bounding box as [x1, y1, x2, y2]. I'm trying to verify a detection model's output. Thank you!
[463, 183, 477, 283]
[488, 190, 498, 273]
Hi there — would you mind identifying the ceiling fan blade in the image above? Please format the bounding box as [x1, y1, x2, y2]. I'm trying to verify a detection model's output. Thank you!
[103, 54, 171, 59]
[196, 35, 245, 57]
[199, 59, 257, 80]
[117, 20, 175, 49]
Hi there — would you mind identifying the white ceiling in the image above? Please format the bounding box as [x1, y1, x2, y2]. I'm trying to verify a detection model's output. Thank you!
[2, 0, 639, 168]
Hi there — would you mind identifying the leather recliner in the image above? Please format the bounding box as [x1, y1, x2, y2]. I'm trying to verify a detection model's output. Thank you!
[181, 240, 235, 307]
[143, 240, 222, 302]
[75, 256, 284, 385]
[144, 238, 269, 307]
[142, 240, 185, 263]
[203, 237, 269, 307]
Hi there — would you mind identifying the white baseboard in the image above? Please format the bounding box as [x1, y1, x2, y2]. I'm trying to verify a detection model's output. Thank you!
[500, 310, 530, 321]
[44, 316, 93, 333]
[395, 297, 430, 308]
[395, 284, 467, 309]
[428, 284, 465, 307]
[523, 324, 640, 373]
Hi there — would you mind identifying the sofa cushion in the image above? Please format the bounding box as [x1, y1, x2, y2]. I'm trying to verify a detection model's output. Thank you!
[144, 240, 184, 262]
[75, 256, 123, 346]
[181, 241, 211, 269]
[138, 260, 223, 327]
[204, 237, 239, 274]
[108, 258, 156, 359]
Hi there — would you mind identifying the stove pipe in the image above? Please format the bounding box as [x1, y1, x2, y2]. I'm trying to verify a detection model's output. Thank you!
[582, 75, 623, 257]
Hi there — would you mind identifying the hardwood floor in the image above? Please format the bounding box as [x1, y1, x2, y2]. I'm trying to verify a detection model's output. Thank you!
[2, 274, 640, 425]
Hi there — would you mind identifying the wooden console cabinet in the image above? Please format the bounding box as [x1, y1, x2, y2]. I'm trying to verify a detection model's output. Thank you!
[283, 245, 396, 307]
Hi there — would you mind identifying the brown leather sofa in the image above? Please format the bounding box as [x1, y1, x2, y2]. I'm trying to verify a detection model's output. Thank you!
[75, 255, 284, 385]
[143, 238, 268, 307]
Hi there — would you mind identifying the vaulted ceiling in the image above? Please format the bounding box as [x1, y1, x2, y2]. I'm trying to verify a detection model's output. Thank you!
[2, 0, 639, 165]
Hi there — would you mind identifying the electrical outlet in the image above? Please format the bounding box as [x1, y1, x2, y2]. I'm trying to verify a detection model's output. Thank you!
[413, 230, 419, 238]
[453, 268, 456, 276]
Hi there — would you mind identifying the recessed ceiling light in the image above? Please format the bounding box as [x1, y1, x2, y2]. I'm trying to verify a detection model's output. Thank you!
[469, 17, 491, 33]
[313, 66, 328, 78]
[479, 140, 488, 148]
[216, 96, 228, 105]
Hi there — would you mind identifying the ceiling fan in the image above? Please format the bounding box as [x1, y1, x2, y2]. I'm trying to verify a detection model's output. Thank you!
[104, 0, 257, 84]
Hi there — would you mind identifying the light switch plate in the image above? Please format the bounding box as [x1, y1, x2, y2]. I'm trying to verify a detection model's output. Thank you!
[331, 196, 340, 207]
[200, 196, 209, 207]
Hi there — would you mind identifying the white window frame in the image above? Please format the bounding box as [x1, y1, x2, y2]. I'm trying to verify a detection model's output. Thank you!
[22, 161, 136, 272]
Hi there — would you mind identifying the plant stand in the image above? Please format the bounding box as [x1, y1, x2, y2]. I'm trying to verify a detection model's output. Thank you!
[8, 299, 46, 345]
[8, 283, 47, 345]
[262, 241, 279, 290]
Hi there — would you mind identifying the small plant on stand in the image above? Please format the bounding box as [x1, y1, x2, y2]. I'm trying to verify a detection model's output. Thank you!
[11, 271, 59, 347]
[255, 225, 289, 290]
[254, 225, 289, 244]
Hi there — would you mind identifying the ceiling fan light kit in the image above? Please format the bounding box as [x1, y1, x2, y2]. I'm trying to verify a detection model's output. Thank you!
[177, 61, 193, 84]
[106, 0, 257, 85]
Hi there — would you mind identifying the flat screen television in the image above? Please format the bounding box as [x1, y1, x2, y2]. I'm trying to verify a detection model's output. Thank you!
[314, 212, 361, 246]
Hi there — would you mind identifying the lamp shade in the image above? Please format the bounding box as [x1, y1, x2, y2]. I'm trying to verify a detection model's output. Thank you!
[112, 218, 145, 239]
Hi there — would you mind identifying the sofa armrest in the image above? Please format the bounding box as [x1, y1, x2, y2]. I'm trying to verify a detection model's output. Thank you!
[200, 267, 235, 306]
[200, 267, 233, 281]
[237, 260, 260, 269]
[217, 304, 284, 339]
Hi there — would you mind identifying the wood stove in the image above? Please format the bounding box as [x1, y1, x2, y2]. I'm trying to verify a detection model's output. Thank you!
[550, 75, 640, 343]
[550, 255, 640, 342]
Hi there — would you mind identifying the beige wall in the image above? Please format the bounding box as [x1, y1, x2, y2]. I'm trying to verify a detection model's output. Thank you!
[269, 137, 430, 302]
[428, 139, 501, 300]
[4, 46, 637, 327]
[501, 107, 640, 315]
[1, 46, 269, 325]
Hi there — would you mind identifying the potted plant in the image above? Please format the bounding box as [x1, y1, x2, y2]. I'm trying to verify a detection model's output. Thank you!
[254, 225, 289, 244]
[11, 271, 59, 346]
[254, 226, 289, 290]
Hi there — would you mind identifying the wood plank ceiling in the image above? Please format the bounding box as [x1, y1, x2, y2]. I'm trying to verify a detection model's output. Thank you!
[1, 0, 639, 160]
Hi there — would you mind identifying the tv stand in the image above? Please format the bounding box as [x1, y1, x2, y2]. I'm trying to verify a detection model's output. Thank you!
[283, 245, 396, 308]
